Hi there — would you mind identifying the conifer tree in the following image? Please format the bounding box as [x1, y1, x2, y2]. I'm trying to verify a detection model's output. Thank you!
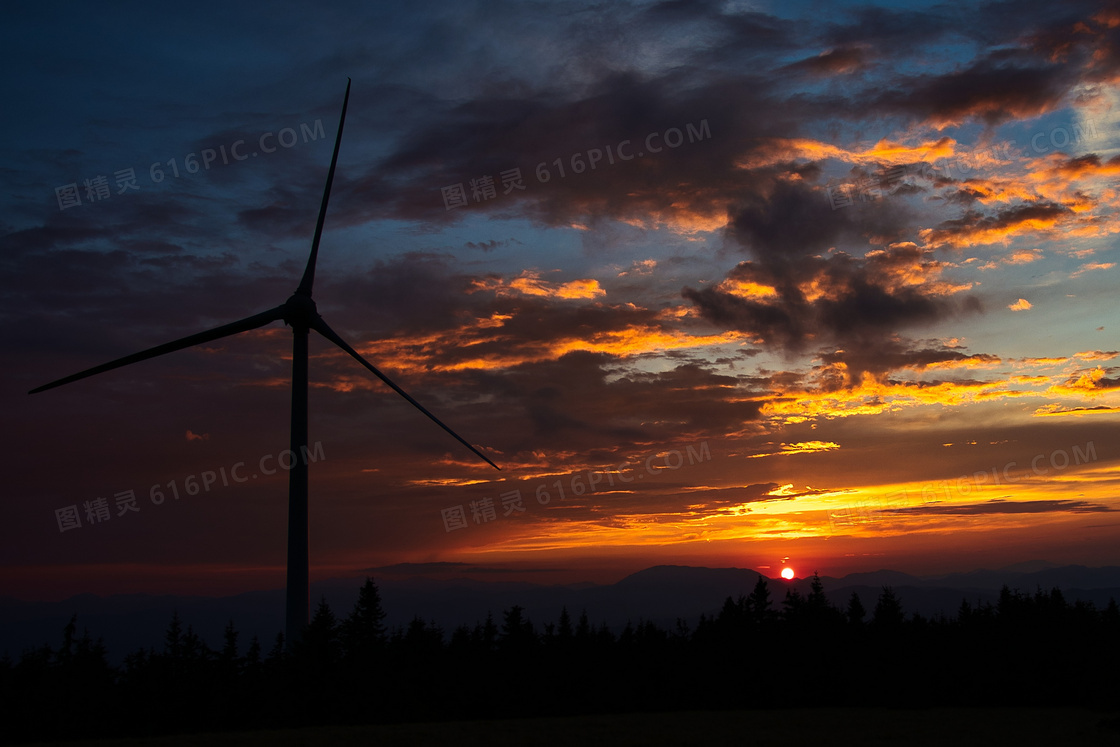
[342, 577, 388, 661]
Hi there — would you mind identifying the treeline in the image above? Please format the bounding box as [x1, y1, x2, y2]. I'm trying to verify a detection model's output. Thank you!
[2, 575, 1119, 743]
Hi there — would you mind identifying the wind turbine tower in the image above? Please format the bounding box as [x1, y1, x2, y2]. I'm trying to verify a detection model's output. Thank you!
[30, 79, 500, 645]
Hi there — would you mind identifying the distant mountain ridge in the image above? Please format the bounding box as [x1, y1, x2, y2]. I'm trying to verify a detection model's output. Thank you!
[3, 563, 1119, 662]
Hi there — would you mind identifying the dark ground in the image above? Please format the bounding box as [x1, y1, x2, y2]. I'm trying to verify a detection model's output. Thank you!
[23, 707, 1120, 747]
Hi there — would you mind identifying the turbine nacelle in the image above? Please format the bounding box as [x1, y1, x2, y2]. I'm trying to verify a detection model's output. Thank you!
[282, 292, 320, 328]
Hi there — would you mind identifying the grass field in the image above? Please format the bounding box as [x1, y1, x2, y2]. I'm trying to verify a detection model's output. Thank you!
[23, 707, 1120, 746]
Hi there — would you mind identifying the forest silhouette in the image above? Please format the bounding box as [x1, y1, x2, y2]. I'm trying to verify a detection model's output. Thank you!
[2, 574, 1118, 743]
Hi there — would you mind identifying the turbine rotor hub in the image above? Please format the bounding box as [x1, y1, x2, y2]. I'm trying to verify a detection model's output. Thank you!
[283, 292, 319, 327]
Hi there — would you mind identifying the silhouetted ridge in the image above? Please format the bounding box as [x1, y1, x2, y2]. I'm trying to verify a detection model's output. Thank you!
[2, 573, 1118, 743]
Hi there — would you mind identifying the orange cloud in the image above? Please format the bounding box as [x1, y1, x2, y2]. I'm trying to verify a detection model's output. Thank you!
[864, 244, 974, 296]
[718, 278, 779, 300]
[472, 270, 606, 300]
[746, 441, 841, 458]
[953, 179, 1042, 205]
[1007, 249, 1043, 264]
[1093, 7, 1120, 28]
[1034, 403, 1120, 417]
[978, 248, 1044, 270]
[1014, 356, 1070, 366]
[738, 136, 957, 170]
[1071, 261, 1116, 277]
[744, 344, 1117, 427]
[617, 259, 658, 277]
[1048, 153, 1120, 180]
[507, 271, 606, 299]
[348, 315, 745, 375]
[920, 203, 1071, 249]
[1009, 298, 1033, 311]
[1047, 366, 1120, 397]
[760, 374, 1033, 425]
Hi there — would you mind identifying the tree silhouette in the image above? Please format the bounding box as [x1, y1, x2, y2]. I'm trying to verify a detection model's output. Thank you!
[576, 609, 592, 641]
[872, 587, 905, 629]
[781, 586, 805, 625]
[341, 577, 387, 663]
[804, 571, 844, 630]
[163, 611, 183, 660]
[6, 572, 1120, 741]
[301, 597, 340, 667]
[846, 592, 866, 626]
[746, 573, 774, 626]
[220, 619, 240, 674]
[480, 612, 499, 653]
[557, 606, 573, 642]
[500, 605, 536, 652]
[267, 632, 286, 665]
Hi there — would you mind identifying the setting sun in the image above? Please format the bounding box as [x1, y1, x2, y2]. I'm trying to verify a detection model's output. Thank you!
[781, 567, 795, 580]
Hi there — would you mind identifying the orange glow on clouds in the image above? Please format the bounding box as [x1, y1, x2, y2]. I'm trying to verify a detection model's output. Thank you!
[747, 441, 841, 458]
[739, 136, 958, 169]
[720, 278, 779, 300]
[476, 270, 607, 300]
[338, 306, 746, 376]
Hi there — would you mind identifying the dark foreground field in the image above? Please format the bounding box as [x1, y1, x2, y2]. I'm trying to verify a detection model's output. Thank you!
[24, 708, 1120, 747]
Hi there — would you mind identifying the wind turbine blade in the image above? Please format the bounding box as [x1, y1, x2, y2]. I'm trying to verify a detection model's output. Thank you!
[29, 305, 287, 394]
[311, 316, 500, 471]
[296, 78, 351, 297]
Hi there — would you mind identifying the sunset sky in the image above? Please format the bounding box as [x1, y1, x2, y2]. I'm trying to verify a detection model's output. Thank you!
[3, 0, 1119, 601]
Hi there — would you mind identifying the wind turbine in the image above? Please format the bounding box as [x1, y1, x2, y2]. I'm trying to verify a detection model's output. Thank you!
[29, 79, 500, 646]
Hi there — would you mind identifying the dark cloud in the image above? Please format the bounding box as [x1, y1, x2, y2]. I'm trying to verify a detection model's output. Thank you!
[458, 352, 766, 457]
[676, 171, 973, 363]
[818, 339, 1000, 387]
[332, 65, 807, 230]
[464, 239, 517, 252]
[325, 251, 470, 332]
[1020, 1, 1120, 83]
[921, 202, 1072, 248]
[824, 4, 959, 48]
[682, 241, 976, 361]
[816, 1, 1113, 127]
[723, 177, 870, 263]
[1054, 153, 1120, 177]
[874, 56, 1076, 127]
[897, 499, 1114, 515]
[782, 46, 870, 77]
[684, 483, 839, 507]
[642, 0, 797, 66]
